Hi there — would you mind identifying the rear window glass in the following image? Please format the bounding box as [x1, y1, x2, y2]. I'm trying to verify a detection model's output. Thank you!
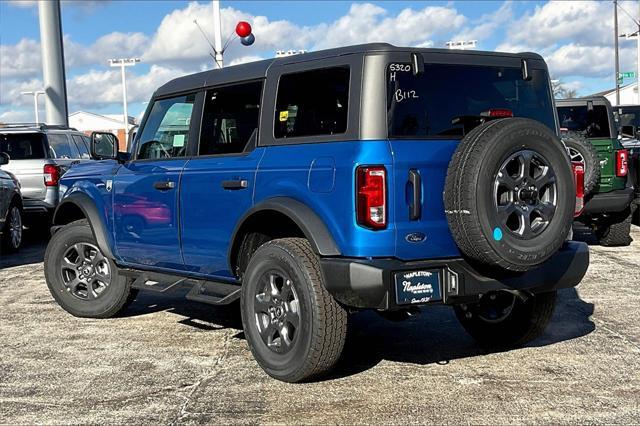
[557, 105, 612, 138]
[274, 67, 350, 139]
[387, 64, 556, 138]
[0, 133, 46, 159]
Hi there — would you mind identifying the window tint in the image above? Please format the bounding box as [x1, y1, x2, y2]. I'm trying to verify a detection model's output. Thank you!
[387, 64, 556, 138]
[557, 105, 612, 138]
[0, 133, 46, 159]
[137, 94, 195, 160]
[72, 135, 91, 159]
[199, 81, 262, 155]
[47, 134, 80, 159]
[274, 67, 349, 138]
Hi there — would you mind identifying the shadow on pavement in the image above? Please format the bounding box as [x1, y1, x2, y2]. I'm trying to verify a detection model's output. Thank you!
[0, 228, 48, 269]
[121, 286, 594, 381]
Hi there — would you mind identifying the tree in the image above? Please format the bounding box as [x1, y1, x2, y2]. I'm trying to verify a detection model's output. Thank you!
[552, 78, 578, 99]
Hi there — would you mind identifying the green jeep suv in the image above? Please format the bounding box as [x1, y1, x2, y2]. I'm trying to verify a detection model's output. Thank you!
[556, 97, 635, 245]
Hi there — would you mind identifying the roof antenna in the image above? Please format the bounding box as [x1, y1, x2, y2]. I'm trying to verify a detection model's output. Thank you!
[194, 19, 223, 68]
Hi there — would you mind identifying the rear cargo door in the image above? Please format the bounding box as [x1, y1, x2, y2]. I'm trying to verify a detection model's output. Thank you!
[389, 140, 460, 260]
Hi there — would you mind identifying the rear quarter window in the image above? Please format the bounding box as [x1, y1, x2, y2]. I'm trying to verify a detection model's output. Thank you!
[47, 133, 80, 159]
[274, 67, 350, 139]
[0, 133, 47, 159]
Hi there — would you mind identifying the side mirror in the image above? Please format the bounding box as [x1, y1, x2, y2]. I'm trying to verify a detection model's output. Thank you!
[90, 132, 118, 160]
[0, 152, 9, 166]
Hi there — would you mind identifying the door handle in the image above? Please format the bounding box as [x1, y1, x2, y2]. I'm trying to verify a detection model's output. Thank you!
[221, 179, 248, 190]
[153, 181, 176, 191]
[408, 169, 421, 220]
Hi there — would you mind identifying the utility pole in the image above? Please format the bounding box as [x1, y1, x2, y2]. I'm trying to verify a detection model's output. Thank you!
[108, 58, 140, 146]
[20, 90, 45, 123]
[614, 0, 621, 106]
[212, 0, 224, 68]
[38, 0, 68, 125]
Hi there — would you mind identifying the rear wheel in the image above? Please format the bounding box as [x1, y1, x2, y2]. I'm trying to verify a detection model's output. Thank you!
[595, 206, 635, 247]
[240, 238, 347, 382]
[44, 220, 138, 318]
[1, 204, 23, 253]
[454, 290, 557, 347]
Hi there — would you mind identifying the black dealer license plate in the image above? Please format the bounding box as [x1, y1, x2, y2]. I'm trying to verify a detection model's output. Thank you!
[394, 269, 442, 305]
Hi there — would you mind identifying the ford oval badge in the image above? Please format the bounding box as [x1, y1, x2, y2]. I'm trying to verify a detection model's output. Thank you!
[405, 232, 426, 243]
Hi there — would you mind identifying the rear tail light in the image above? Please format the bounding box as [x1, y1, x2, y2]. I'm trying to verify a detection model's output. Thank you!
[572, 162, 585, 217]
[481, 108, 513, 118]
[616, 149, 628, 177]
[356, 166, 387, 229]
[44, 164, 60, 187]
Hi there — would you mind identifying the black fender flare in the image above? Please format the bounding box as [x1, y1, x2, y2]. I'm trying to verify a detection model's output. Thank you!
[228, 197, 341, 269]
[53, 192, 115, 259]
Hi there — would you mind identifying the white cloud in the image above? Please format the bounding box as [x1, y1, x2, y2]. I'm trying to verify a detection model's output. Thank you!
[0, 38, 41, 79]
[453, 1, 513, 45]
[0, 109, 32, 123]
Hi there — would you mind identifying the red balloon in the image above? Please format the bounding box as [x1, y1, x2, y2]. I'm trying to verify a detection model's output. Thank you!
[235, 21, 252, 38]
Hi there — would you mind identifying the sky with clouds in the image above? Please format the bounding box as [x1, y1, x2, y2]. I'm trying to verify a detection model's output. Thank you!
[1, 0, 639, 123]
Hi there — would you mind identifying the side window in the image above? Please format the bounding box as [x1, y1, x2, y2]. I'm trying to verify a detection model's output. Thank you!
[137, 94, 196, 160]
[71, 135, 90, 159]
[274, 67, 349, 138]
[199, 81, 262, 155]
[47, 134, 80, 159]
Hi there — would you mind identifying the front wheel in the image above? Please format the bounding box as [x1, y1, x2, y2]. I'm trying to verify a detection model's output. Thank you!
[44, 220, 138, 318]
[240, 238, 347, 382]
[453, 290, 557, 347]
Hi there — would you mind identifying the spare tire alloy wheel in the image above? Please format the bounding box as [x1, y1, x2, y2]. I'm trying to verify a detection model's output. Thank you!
[494, 150, 557, 239]
[444, 118, 575, 272]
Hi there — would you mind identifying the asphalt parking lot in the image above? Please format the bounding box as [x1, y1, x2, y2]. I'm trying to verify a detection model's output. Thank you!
[1, 226, 639, 424]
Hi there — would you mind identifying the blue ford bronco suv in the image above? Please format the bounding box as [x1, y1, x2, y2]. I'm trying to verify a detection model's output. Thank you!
[44, 44, 589, 382]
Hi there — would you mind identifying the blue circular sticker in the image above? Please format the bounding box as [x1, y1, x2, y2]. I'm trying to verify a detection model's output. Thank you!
[493, 227, 503, 241]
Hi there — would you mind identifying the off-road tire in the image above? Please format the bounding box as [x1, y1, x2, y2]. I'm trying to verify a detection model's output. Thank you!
[596, 206, 635, 247]
[1, 202, 22, 253]
[561, 131, 601, 195]
[444, 118, 575, 272]
[241, 238, 347, 382]
[454, 290, 557, 347]
[44, 220, 138, 318]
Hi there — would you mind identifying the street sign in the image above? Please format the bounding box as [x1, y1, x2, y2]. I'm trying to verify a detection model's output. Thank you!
[620, 71, 636, 78]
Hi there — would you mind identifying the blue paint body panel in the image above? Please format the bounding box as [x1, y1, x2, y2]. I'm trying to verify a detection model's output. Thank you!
[57, 138, 462, 280]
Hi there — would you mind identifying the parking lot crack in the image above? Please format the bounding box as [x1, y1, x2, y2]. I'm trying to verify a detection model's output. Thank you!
[170, 329, 233, 425]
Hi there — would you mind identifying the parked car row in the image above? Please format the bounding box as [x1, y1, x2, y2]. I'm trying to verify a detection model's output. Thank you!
[557, 97, 636, 245]
[0, 123, 96, 252]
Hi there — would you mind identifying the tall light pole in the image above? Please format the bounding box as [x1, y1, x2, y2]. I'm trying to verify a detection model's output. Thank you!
[212, 0, 224, 68]
[618, 1, 640, 104]
[38, 0, 68, 125]
[614, 0, 621, 106]
[21, 90, 45, 123]
[108, 58, 140, 146]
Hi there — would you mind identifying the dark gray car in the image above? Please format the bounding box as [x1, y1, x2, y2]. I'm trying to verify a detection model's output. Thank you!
[0, 153, 23, 252]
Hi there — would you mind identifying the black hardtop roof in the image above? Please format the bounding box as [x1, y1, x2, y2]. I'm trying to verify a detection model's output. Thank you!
[155, 43, 544, 97]
[556, 96, 612, 108]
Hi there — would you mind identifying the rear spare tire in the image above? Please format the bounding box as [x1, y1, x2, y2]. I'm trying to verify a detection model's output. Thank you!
[444, 118, 575, 272]
[561, 131, 600, 196]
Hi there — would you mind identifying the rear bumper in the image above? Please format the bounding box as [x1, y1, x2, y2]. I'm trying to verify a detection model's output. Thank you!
[320, 241, 589, 310]
[582, 187, 634, 215]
